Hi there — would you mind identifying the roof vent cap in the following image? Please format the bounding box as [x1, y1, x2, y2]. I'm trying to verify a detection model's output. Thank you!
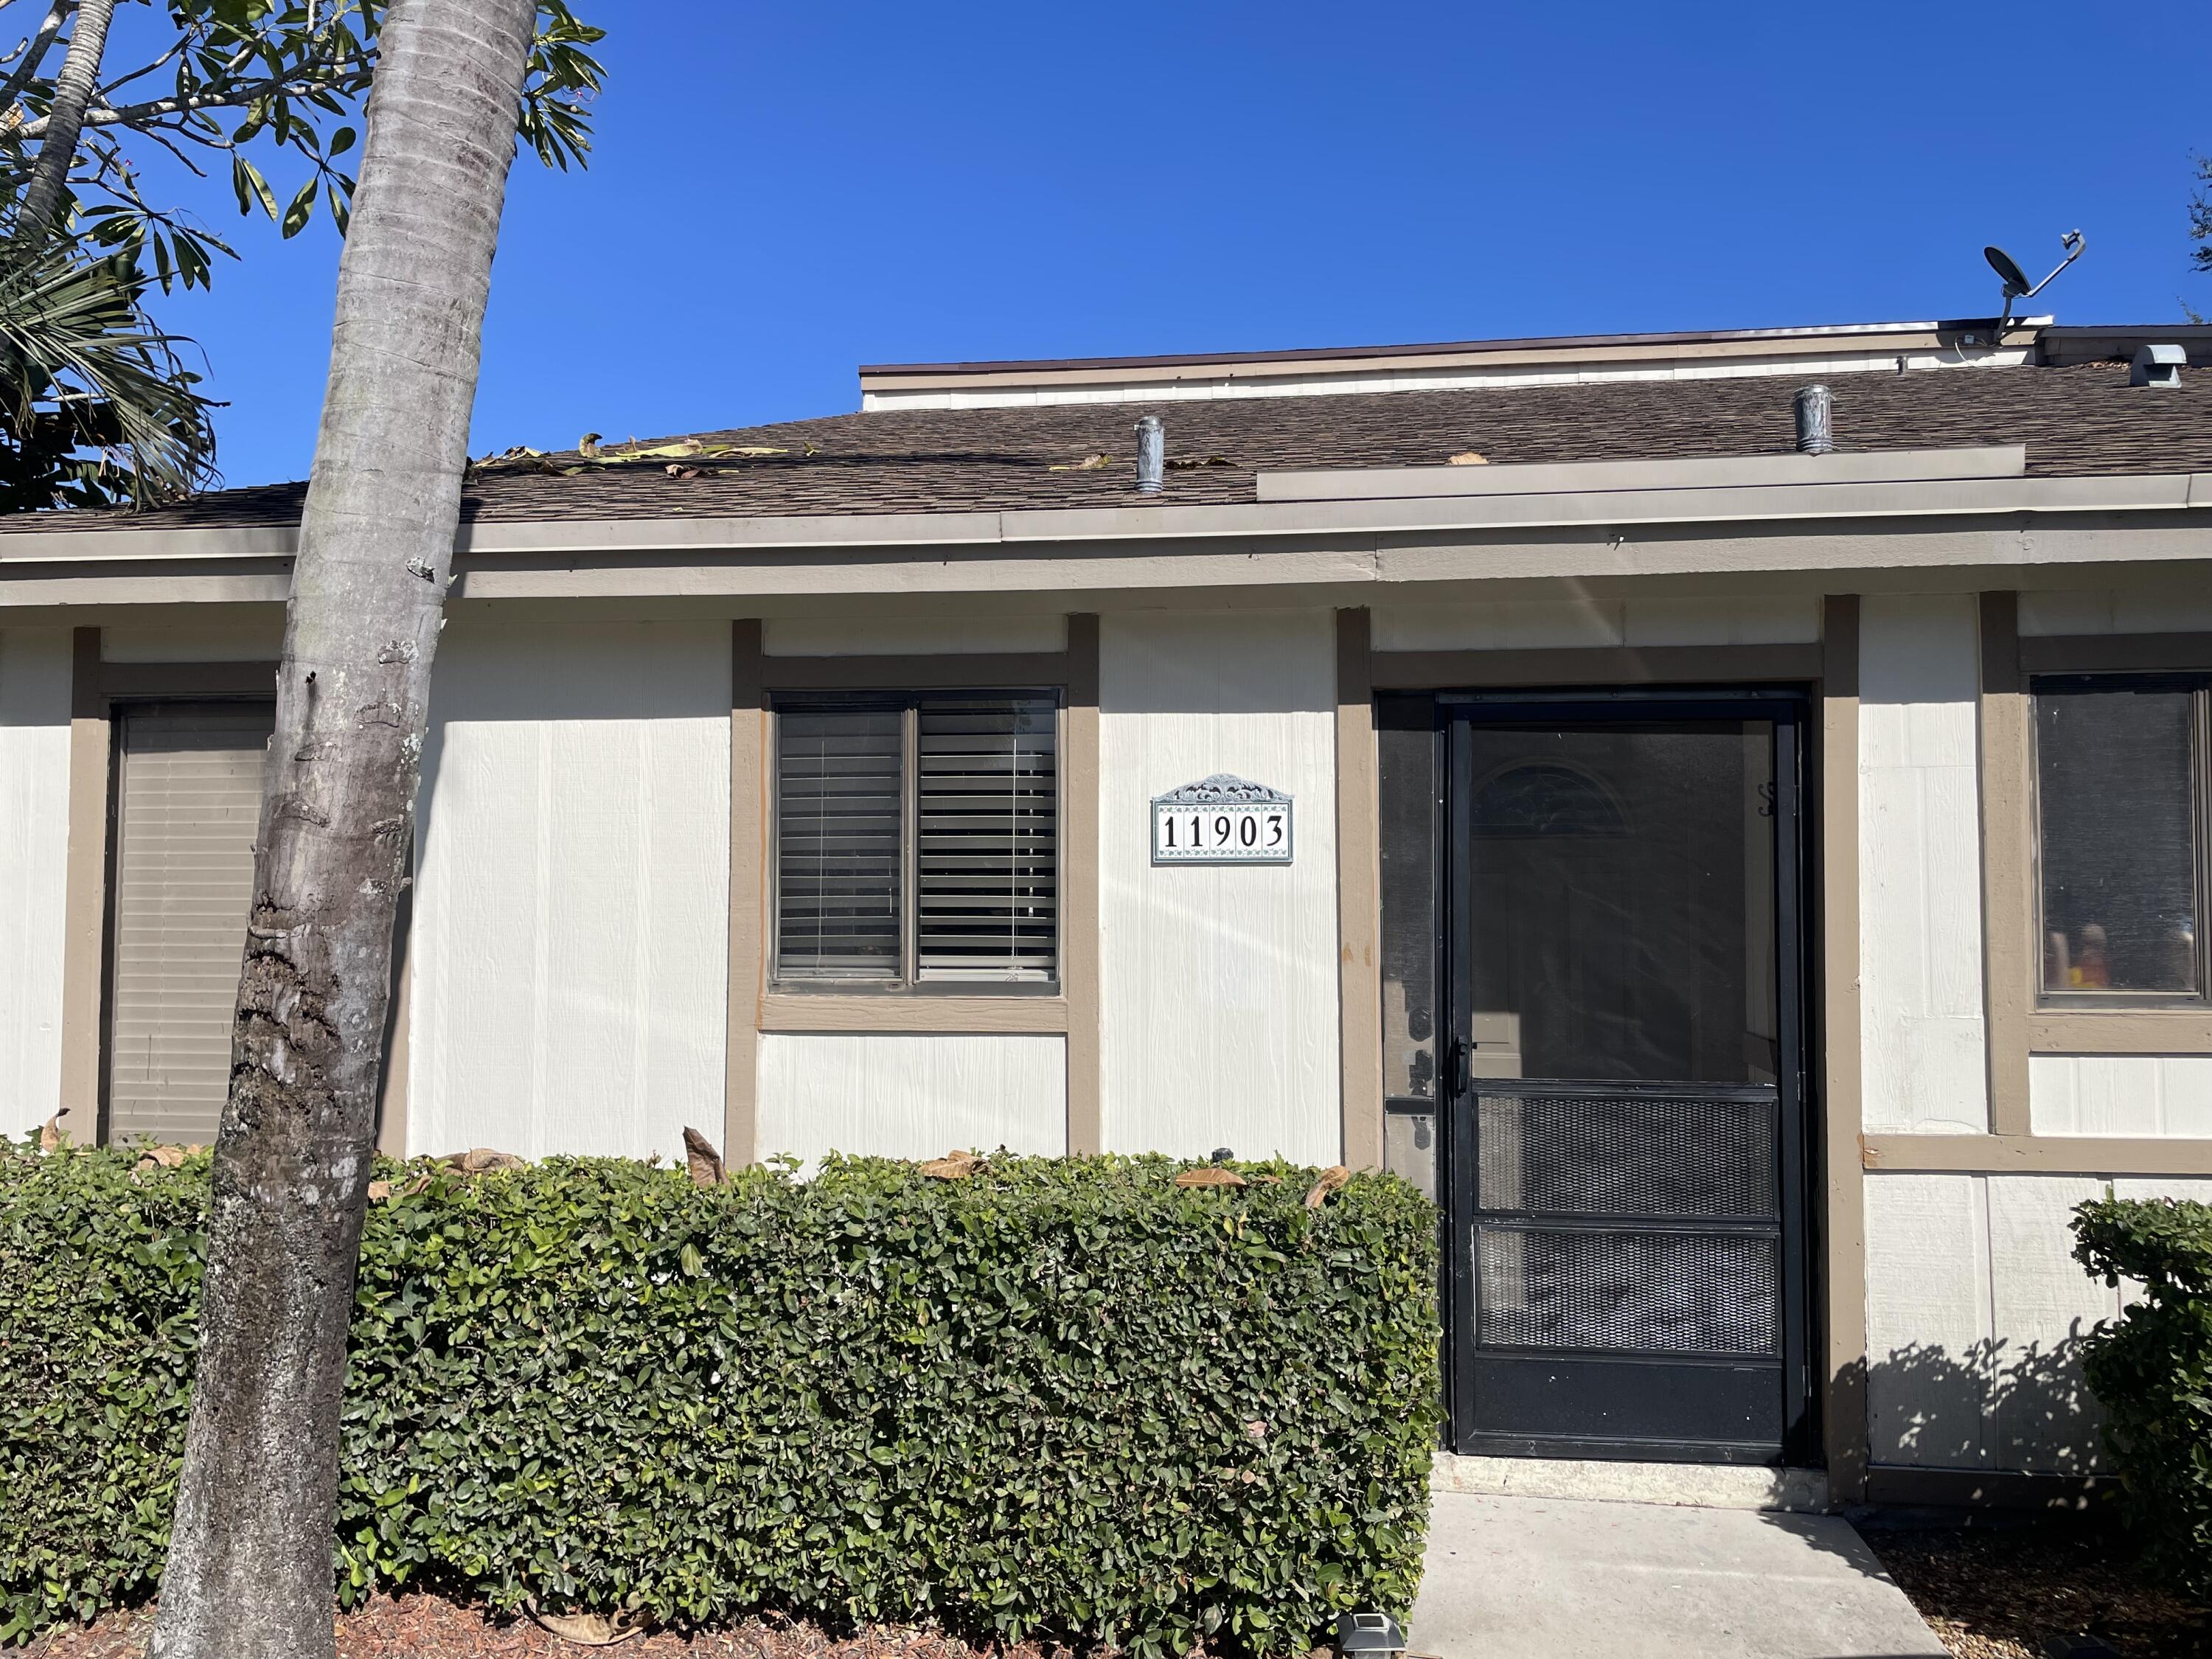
[2132, 344, 2185, 389]
[1134, 415, 1165, 493]
[1792, 384, 1834, 455]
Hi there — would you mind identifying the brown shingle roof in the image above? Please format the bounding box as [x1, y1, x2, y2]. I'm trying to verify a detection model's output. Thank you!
[10, 360, 2210, 536]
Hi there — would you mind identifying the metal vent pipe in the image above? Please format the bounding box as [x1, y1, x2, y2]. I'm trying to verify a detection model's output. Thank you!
[1135, 415, 1165, 493]
[1792, 384, 1833, 455]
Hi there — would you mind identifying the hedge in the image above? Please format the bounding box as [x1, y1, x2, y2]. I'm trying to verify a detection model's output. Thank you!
[0, 1144, 1440, 1653]
[2073, 1194, 2212, 1599]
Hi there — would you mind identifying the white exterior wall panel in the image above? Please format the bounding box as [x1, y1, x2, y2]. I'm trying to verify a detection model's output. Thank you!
[1860, 1170, 2212, 1475]
[754, 1033, 1067, 1166]
[0, 629, 70, 1135]
[408, 621, 730, 1161]
[2030, 1054, 2212, 1136]
[1857, 594, 1990, 1133]
[1098, 609, 1340, 1164]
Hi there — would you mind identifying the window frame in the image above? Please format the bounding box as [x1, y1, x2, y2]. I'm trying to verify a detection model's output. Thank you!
[767, 686, 1064, 995]
[2029, 670, 2212, 1009]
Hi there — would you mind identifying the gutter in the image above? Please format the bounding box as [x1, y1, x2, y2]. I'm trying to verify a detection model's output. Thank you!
[5, 460, 2211, 569]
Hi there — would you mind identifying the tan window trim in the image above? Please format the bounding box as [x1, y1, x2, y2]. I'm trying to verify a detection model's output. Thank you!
[1996, 617, 2212, 1062]
[1336, 608, 1381, 1172]
[1863, 1131, 2212, 1176]
[726, 622, 1104, 1159]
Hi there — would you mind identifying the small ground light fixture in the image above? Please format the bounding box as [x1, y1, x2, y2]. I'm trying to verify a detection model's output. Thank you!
[1335, 1612, 1407, 1659]
[1985, 230, 2085, 327]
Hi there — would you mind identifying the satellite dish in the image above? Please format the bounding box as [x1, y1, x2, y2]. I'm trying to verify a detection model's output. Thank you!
[1983, 231, 2086, 327]
[1984, 246, 2032, 297]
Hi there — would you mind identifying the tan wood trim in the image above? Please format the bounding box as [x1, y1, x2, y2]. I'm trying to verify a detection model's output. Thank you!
[2019, 632, 2212, 675]
[1862, 1133, 2212, 1175]
[1369, 642, 1824, 691]
[58, 627, 108, 1141]
[1818, 595, 1869, 1506]
[759, 992, 1069, 1035]
[1336, 608, 1383, 1171]
[99, 659, 278, 700]
[1979, 592, 2034, 1135]
[725, 620, 765, 1166]
[1063, 614, 1102, 1155]
[1863, 1466, 2110, 1512]
[762, 651, 1068, 691]
[2026, 1010, 2212, 1052]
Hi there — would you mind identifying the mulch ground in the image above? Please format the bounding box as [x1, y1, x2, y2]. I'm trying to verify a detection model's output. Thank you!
[21, 1600, 1092, 1659]
[1864, 1520, 2211, 1659]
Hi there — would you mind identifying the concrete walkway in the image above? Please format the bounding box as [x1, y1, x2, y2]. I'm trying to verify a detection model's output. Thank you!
[1408, 1492, 1949, 1659]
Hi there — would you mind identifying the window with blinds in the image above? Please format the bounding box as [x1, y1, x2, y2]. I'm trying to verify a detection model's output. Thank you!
[106, 701, 275, 1146]
[773, 693, 1058, 987]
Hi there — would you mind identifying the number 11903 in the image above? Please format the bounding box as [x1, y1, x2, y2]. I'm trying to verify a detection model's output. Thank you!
[1152, 802, 1293, 864]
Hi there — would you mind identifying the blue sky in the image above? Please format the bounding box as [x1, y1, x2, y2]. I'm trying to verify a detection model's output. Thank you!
[133, 0, 2212, 488]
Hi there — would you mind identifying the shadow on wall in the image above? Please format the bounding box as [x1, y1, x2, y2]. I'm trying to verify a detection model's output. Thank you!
[1865, 1327, 2106, 1475]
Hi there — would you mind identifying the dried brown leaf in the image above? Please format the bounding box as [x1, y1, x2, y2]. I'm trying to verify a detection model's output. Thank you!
[1166, 453, 1233, 470]
[444, 1147, 526, 1175]
[527, 1602, 641, 1646]
[917, 1150, 982, 1180]
[1448, 450, 1489, 465]
[682, 1127, 726, 1189]
[1048, 453, 1114, 472]
[1304, 1164, 1352, 1208]
[38, 1113, 63, 1154]
[366, 1180, 393, 1201]
[1174, 1166, 1247, 1189]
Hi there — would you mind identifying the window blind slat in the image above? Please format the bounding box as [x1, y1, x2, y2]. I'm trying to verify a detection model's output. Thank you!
[917, 698, 1057, 981]
[775, 706, 903, 979]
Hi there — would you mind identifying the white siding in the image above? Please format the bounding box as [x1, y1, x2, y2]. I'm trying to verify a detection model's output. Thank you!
[0, 630, 70, 1136]
[754, 1033, 1067, 1166]
[1371, 594, 1820, 653]
[1098, 608, 1340, 1164]
[1857, 595, 1989, 1133]
[1858, 1170, 2212, 1474]
[408, 621, 730, 1161]
[2030, 1054, 2212, 1136]
[763, 614, 1066, 656]
[2017, 588, 2212, 637]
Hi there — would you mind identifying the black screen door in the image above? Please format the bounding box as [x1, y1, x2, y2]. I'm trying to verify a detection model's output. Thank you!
[1444, 692, 1810, 1464]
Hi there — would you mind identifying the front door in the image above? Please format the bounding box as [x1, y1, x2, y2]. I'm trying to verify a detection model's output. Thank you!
[1444, 692, 1811, 1464]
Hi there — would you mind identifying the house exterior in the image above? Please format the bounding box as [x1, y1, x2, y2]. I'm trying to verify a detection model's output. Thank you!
[5, 313, 2212, 1509]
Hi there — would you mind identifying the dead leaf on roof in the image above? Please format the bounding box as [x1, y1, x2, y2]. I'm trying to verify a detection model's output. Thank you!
[917, 1150, 983, 1180]
[1448, 450, 1489, 465]
[1048, 453, 1114, 471]
[1304, 1164, 1352, 1208]
[682, 1127, 726, 1189]
[1175, 1166, 1247, 1189]
[1167, 454, 1233, 470]
[578, 432, 602, 457]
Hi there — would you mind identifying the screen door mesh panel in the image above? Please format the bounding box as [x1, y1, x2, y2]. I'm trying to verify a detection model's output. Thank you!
[1475, 1226, 1780, 1356]
[1477, 1088, 1778, 1220]
[108, 702, 274, 1147]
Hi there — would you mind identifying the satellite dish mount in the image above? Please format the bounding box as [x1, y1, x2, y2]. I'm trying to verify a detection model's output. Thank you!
[1984, 230, 2086, 329]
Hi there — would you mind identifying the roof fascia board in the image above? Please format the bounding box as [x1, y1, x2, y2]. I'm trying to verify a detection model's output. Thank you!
[1259, 446, 2028, 503]
[858, 320, 2049, 391]
[3, 469, 2208, 574]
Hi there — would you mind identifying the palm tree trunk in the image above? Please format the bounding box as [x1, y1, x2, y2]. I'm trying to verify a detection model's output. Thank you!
[19, 0, 110, 229]
[147, 3, 535, 1656]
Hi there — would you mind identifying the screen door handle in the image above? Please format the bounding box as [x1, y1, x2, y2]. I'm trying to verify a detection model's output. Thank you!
[1448, 1037, 1471, 1099]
